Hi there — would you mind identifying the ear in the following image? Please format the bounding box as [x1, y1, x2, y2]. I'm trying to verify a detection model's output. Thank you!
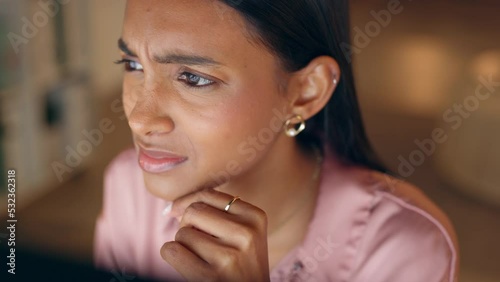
[285, 56, 341, 120]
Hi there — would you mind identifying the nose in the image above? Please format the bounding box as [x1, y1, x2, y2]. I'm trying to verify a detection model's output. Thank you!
[127, 94, 175, 137]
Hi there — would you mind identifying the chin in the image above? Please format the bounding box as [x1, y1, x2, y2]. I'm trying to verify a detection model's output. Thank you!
[143, 173, 189, 201]
[142, 172, 222, 201]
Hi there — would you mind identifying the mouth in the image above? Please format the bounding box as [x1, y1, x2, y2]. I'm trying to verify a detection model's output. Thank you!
[137, 146, 188, 174]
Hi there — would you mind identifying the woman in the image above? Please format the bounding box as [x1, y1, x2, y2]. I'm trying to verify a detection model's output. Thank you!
[94, 0, 459, 281]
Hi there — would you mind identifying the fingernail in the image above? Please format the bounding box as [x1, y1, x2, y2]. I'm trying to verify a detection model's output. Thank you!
[162, 203, 173, 216]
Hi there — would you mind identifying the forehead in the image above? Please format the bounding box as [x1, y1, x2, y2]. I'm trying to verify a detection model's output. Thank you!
[122, 0, 259, 63]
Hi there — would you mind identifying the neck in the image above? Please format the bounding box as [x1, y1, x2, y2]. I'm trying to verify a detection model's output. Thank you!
[217, 136, 321, 236]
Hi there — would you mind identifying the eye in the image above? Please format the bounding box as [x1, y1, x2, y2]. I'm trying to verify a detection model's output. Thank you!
[178, 72, 215, 88]
[114, 59, 144, 72]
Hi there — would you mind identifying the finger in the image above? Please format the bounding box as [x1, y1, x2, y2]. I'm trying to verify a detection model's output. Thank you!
[179, 202, 255, 247]
[175, 226, 238, 267]
[160, 241, 214, 281]
[170, 188, 253, 218]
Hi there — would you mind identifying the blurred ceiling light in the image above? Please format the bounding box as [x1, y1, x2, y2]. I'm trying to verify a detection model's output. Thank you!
[389, 36, 460, 116]
[435, 49, 500, 207]
[470, 49, 500, 78]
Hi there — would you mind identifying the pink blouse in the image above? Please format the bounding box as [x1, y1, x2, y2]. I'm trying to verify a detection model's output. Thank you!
[94, 148, 459, 281]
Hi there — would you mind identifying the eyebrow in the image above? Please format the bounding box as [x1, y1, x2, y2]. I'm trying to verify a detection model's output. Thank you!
[118, 38, 136, 56]
[118, 38, 223, 67]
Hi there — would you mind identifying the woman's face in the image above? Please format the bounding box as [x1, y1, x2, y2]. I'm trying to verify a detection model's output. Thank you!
[121, 0, 292, 200]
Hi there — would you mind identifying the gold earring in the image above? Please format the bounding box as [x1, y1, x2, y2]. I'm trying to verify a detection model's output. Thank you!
[284, 115, 306, 137]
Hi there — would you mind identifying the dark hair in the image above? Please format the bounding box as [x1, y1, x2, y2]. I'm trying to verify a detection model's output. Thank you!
[220, 0, 386, 172]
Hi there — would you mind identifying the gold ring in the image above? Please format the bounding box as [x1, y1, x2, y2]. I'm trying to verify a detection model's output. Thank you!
[224, 196, 240, 213]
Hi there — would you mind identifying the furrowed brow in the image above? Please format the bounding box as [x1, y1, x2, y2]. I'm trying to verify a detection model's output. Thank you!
[118, 38, 136, 57]
[118, 38, 224, 67]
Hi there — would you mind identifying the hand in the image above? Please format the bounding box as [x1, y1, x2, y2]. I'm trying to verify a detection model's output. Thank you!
[160, 188, 270, 282]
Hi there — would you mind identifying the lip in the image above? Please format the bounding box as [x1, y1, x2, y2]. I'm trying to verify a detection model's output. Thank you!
[137, 147, 188, 174]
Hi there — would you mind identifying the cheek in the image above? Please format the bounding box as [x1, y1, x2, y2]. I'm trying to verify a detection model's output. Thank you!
[190, 86, 285, 176]
[140, 95, 281, 200]
[122, 78, 141, 118]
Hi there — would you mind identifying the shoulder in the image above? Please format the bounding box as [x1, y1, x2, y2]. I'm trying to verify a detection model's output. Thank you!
[104, 147, 140, 183]
[101, 148, 151, 222]
[354, 171, 458, 281]
[312, 158, 459, 281]
[94, 148, 143, 270]
[103, 147, 143, 196]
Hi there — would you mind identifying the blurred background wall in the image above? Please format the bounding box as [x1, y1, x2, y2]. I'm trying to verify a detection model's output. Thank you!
[0, 0, 126, 205]
[0, 0, 499, 281]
